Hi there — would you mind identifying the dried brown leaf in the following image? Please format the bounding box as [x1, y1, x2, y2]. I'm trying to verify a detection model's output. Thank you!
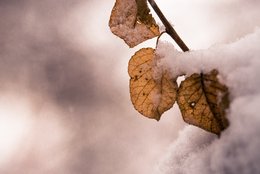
[109, 0, 160, 48]
[177, 70, 229, 135]
[128, 48, 177, 120]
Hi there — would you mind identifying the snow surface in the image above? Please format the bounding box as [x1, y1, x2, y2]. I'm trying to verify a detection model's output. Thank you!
[155, 29, 260, 174]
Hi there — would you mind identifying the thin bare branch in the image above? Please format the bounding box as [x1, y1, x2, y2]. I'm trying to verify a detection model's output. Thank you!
[148, 0, 189, 52]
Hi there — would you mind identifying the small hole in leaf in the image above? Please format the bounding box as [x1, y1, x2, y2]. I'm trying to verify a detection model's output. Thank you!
[190, 102, 196, 108]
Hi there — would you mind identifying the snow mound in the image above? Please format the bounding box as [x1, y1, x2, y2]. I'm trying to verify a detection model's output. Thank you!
[156, 29, 260, 174]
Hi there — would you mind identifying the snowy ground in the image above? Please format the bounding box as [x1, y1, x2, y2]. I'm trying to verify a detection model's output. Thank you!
[156, 30, 260, 174]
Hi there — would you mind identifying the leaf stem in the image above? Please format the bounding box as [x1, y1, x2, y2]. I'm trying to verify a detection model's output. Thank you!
[148, 0, 189, 52]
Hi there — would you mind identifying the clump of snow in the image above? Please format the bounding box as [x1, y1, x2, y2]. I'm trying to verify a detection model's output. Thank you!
[152, 92, 161, 108]
[155, 29, 260, 174]
[156, 29, 260, 98]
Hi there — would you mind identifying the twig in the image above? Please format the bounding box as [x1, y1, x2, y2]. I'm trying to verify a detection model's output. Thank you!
[148, 0, 189, 52]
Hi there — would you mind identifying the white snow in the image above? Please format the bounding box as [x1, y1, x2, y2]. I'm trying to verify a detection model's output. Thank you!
[155, 29, 260, 174]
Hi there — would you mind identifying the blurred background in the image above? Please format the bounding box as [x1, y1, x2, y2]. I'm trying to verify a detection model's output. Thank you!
[0, 0, 260, 174]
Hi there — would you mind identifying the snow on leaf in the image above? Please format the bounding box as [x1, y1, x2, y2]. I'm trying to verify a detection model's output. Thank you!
[177, 70, 229, 135]
[128, 48, 177, 120]
[109, 0, 160, 48]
